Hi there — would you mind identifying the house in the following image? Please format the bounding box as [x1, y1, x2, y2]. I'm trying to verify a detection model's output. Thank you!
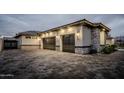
[106, 36, 115, 45]
[15, 19, 110, 54]
[115, 36, 124, 47]
[15, 31, 41, 50]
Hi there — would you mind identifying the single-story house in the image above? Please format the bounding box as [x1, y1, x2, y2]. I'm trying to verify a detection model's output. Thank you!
[15, 19, 110, 54]
[106, 36, 115, 45]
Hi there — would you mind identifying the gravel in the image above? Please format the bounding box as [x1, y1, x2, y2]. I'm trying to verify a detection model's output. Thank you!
[0, 49, 124, 79]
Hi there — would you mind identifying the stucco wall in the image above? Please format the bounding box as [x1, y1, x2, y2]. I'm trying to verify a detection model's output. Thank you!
[82, 26, 92, 46]
[21, 36, 40, 45]
[21, 45, 40, 50]
[40, 25, 95, 54]
[100, 30, 106, 45]
[0, 38, 3, 51]
[106, 39, 115, 45]
[39, 24, 108, 54]
[17, 36, 40, 50]
[40, 25, 83, 52]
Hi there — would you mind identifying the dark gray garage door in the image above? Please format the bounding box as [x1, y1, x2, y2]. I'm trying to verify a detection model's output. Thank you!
[43, 37, 56, 50]
[62, 34, 75, 53]
[4, 40, 18, 49]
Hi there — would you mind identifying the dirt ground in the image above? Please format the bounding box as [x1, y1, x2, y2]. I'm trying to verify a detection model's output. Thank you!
[0, 49, 124, 79]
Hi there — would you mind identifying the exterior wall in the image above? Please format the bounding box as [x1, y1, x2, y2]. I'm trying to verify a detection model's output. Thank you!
[21, 45, 40, 50]
[40, 25, 92, 54]
[18, 36, 40, 50]
[106, 39, 115, 45]
[100, 30, 106, 45]
[82, 26, 92, 46]
[0, 38, 3, 51]
[41, 25, 84, 53]
[21, 36, 40, 45]
[91, 28, 101, 52]
[75, 25, 91, 54]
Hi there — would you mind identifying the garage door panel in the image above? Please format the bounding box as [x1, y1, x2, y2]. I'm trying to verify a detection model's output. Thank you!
[4, 41, 18, 49]
[43, 37, 56, 50]
[62, 34, 75, 53]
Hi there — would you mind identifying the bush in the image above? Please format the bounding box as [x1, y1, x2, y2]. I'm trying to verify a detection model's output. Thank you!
[110, 45, 117, 51]
[101, 45, 117, 54]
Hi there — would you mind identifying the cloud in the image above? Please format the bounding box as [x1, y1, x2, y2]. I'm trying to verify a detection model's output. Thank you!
[0, 14, 124, 37]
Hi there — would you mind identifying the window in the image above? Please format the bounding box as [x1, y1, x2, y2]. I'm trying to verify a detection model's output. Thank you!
[32, 36, 37, 39]
[25, 36, 31, 39]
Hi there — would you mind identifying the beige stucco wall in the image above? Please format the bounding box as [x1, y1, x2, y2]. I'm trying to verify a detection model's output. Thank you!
[106, 39, 115, 45]
[21, 45, 40, 50]
[18, 36, 40, 50]
[0, 38, 3, 51]
[40, 25, 84, 52]
[21, 36, 40, 45]
[82, 26, 92, 46]
[100, 30, 106, 45]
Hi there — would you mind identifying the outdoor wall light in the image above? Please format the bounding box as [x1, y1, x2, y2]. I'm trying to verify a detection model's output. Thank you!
[76, 32, 80, 40]
[46, 33, 49, 37]
[68, 27, 73, 31]
[49, 32, 52, 36]
[61, 29, 65, 34]
[37, 37, 41, 41]
[102, 28, 106, 31]
[42, 34, 45, 37]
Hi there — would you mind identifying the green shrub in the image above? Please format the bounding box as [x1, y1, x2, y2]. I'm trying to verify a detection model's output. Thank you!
[101, 45, 117, 54]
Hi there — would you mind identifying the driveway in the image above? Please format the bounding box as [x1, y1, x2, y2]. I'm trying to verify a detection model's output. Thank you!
[0, 49, 124, 79]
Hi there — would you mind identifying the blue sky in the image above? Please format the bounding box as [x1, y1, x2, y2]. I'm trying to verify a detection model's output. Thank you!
[0, 14, 124, 37]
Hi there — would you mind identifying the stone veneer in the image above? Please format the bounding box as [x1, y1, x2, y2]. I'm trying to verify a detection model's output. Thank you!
[91, 28, 101, 52]
[75, 47, 90, 54]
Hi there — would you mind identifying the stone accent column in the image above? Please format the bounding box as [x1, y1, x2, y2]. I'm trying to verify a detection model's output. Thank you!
[91, 28, 100, 52]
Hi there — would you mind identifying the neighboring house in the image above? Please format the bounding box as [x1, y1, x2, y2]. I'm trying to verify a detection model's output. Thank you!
[115, 36, 124, 47]
[106, 36, 115, 45]
[15, 31, 41, 50]
[15, 19, 110, 54]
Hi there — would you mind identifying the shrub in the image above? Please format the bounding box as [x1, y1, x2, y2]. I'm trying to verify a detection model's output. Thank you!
[110, 45, 117, 51]
[101, 45, 117, 54]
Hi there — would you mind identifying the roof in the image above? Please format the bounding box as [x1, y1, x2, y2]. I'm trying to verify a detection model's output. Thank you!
[15, 31, 39, 38]
[39, 19, 111, 34]
[3, 37, 18, 41]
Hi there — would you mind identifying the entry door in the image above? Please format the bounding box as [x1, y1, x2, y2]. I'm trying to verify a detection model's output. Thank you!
[62, 34, 75, 53]
[43, 37, 56, 50]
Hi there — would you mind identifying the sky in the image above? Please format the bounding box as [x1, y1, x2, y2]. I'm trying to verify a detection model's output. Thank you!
[0, 14, 124, 37]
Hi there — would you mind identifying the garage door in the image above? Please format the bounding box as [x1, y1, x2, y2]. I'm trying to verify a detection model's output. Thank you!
[43, 37, 56, 50]
[62, 34, 75, 53]
[4, 40, 18, 49]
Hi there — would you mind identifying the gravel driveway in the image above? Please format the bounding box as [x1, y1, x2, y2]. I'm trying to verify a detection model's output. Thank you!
[0, 49, 124, 79]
